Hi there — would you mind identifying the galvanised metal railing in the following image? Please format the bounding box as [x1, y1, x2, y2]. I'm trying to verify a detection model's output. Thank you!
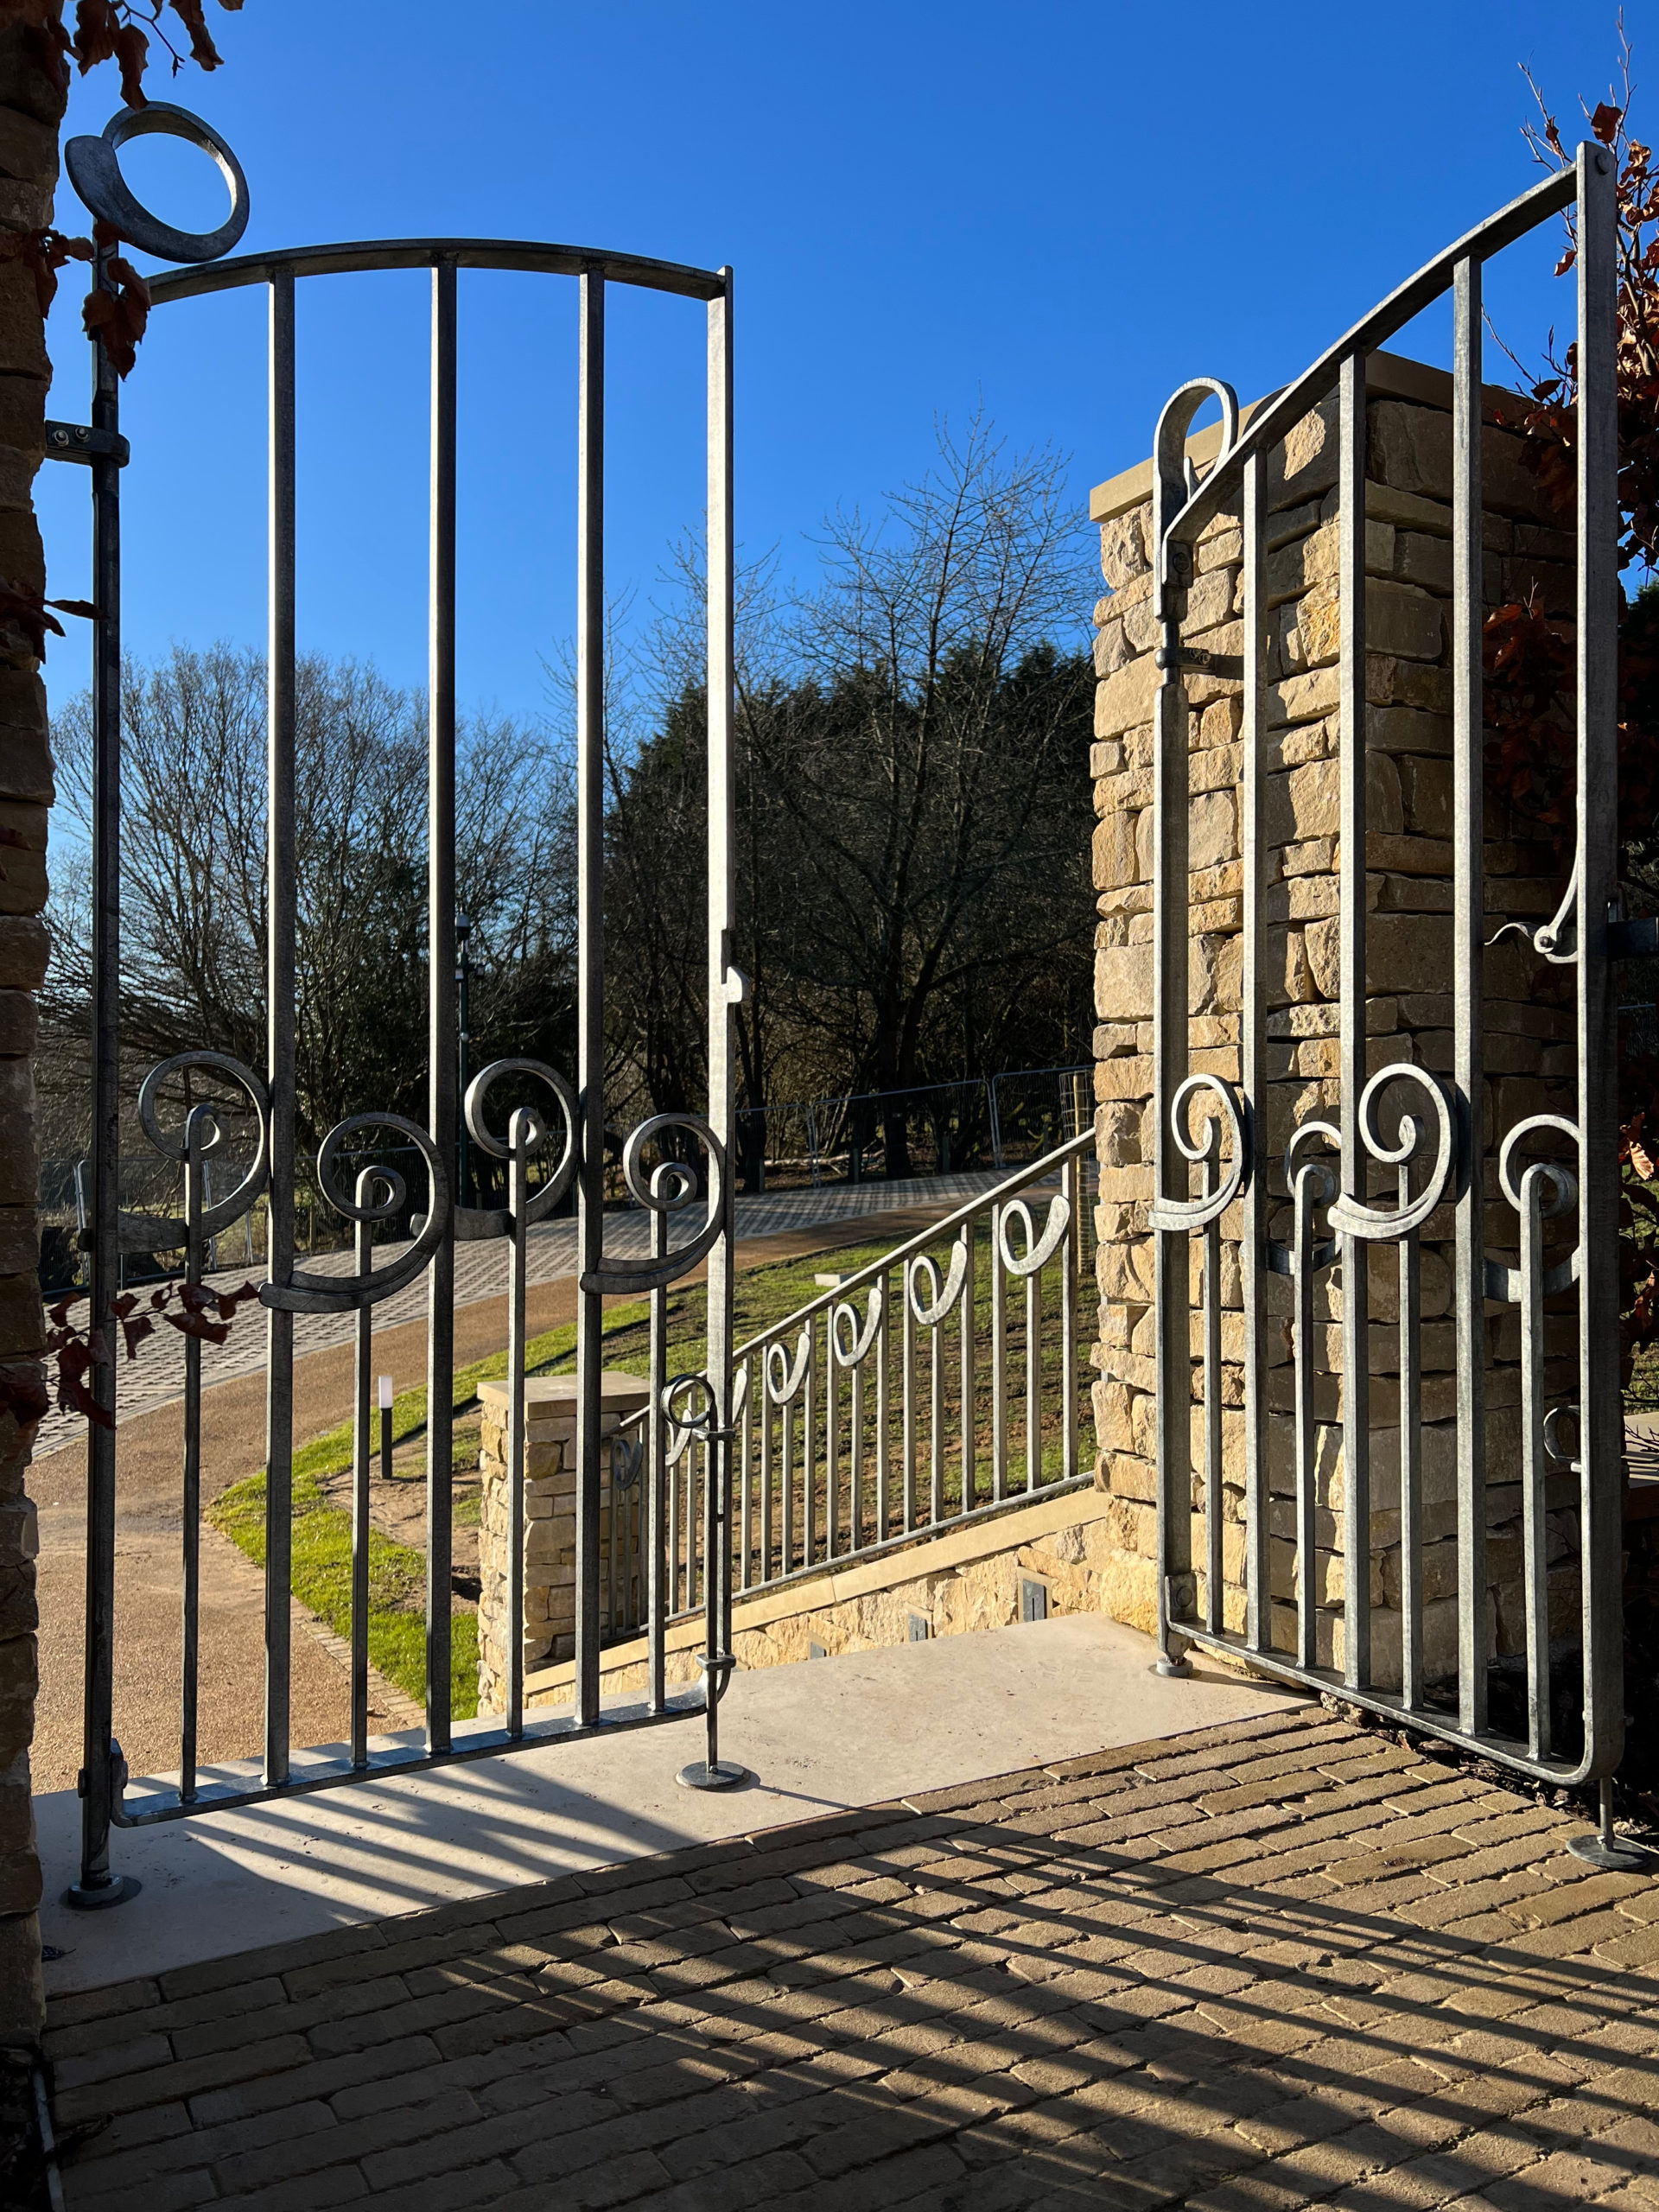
[1145, 140, 1633, 1860]
[601, 1131, 1097, 1675]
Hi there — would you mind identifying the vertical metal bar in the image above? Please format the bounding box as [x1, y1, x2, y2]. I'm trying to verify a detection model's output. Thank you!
[804, 1321, 818, 1564]
[263, 267, 296, 1793]
[929, 1313, 944, 1524]
[1025, 1267, 1041, 1493]
[350, 1177, 373, 1770]
[902, 1266, 917, 1530]
[991, 1211, 1008, 1502]
[1060, 1165, 1077, 1486]
[1153, 480, 1192, 1667]
[1242, 452, 1270, 1655]
[1452, 253, 1489, 1738]
[1204, 1158, 1223, 1633]
[1338, 349, 1370, 1690]
[425, 257, 458, 1751]
[780, 1388, 794, 1571]
[826, 1320, 840, 1559]
[850, 1353, 865, 1552]
[739, 1359, 753, 1592]
[705, 271, 738, 1713]
[179, 1109, 207, 1802]
[574, 268, 607, 1727]
[507, 1116, 528, 1736]
[963, 1224, 978, 1506]
[1294, 1166, 1319, 1670]
[1519, 1167, 1549, 1759]
[647, 1218, 667, 1710]
[1399, 1173, 1422, 1711]
[760, 1371, 774, 1582]
[876, 1268, 892, 1537]
[1575, 141, 1623, 1780]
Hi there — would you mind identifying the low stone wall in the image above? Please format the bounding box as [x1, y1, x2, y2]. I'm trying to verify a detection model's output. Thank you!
[475, 1372, 648, 1715]
[1088, 349, 1581, 1687]
[523, 1485, 1128, 1707]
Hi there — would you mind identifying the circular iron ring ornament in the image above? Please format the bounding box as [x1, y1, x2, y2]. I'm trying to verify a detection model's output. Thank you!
[137, 1050, 270, 1240]
[67, 103, 251, 265]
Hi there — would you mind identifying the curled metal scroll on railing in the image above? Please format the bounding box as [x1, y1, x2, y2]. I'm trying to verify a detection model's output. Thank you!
[1325, 1063, 1456, 1243]
[461, 1057, 580, 1235]
[581, 1112, 728, 1297]
[1487, 1115, 1581, 1304]
[830, 1283, 883, 1367]
[1490, 856, 1581, 966]
[766, 1327, 812, 1408]
[1147, 1073, 1249, 1235]
[135, 1051, 270, 1247]
[263, 1113, 449, 1315]
[1268, 1119, 1340, 1278]
[906, 1233, 970, 1324]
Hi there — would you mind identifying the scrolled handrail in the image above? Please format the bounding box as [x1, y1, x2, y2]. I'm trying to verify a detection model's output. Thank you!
[734, 1128, 1094, 1365]
[830, 1283, 883, 1368]
[996, 1196, 1071, 1280]
[765, 1328, 812, 1408]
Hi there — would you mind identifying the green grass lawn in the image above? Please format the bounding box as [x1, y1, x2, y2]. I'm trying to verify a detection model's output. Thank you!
[208, 1223, 1086, 1716]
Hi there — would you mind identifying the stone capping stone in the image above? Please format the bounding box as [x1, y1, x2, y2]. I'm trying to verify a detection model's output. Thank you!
[477, 1371, 652, 1418]
[1088, 347, 1535, 524]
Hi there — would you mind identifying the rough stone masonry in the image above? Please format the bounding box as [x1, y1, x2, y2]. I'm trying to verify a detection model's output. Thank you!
[1088, 351, 1583, 1693]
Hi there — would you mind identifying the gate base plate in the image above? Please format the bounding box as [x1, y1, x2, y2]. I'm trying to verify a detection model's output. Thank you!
[676, 1760, 752, 1792]
[1567, 1833, 1659, 1874]
[63, 1873, 141, 1911]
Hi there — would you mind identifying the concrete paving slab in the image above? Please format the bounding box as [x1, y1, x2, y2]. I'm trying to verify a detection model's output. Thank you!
[35, 1611, 1302, 1996]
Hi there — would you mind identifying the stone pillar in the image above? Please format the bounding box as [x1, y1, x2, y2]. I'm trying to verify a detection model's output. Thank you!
[0, 17, 67, 2050]
[1089, 350, 1581, 1688]
[476, 1371, 651, 1711]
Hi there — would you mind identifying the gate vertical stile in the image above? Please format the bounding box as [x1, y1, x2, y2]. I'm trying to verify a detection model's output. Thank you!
[263, 266, 296, 1796]
[1337, 349, 1370, 1692]
[426, 257, 459, 1755]
[72, 245, 124, 1904]
[574, 267, 606, 1732]
[1452, 250, 1487, 1740]
[1242, 449, 1268, 1657]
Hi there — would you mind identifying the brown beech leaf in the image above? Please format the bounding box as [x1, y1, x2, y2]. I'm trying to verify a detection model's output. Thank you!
[113, 20, 148, 105]
[0, 1365, 49, 1427]
[1592, 99, 1624, 146]
[71, 0, 119, 70]
[168, 0, 221, 68]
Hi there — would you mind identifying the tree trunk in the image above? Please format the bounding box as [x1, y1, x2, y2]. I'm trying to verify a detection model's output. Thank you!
[0, 6, 67, 2052]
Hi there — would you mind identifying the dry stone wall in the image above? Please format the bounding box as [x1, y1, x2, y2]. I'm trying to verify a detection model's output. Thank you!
[1089, 353, 1582, 1691]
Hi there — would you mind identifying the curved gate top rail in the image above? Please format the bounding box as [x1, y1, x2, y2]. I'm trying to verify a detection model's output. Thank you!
[1144, 139, 1629, 1846]
[61, 104, 748, 1908]
[147, 236, 729, 304]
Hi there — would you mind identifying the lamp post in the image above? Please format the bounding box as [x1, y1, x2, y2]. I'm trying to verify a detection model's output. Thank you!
[455, 911, 473, 1211]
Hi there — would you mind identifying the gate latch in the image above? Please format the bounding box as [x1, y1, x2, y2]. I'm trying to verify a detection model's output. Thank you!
[43, 420, 130, 467]
[1154, 644, 1244, 679]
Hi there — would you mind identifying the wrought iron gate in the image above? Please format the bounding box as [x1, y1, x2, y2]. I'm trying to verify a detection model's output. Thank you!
[55, 105, 745, 1909]
[1147, 142, 1632, 1821]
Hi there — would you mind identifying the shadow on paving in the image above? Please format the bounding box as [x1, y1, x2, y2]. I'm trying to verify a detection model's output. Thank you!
[43, 1706, 1659, 2212]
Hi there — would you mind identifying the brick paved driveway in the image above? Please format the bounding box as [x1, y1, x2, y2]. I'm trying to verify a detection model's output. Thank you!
[44, 1706, 1659, 2210]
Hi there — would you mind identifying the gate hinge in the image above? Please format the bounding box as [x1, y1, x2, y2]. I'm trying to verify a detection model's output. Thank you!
[44, 419, 129, 467]
[1154, 644, 1244, 679]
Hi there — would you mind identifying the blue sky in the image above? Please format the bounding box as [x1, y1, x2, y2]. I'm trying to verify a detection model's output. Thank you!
[34, 1, 1638, 729]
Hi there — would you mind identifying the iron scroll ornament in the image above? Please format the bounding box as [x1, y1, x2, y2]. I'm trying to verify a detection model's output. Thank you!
[1486, 1113, 1582, 1305]
[262, 1113, 449, 1317]
[1325, 1062, 1456, 1243]
[461, 1057, 580, 1236]
[1147, 1073, 1250, 1235]
[66, 103, 251, 265]
[134, 1050, 270, 1248]
[581, 1112, 729, 1298]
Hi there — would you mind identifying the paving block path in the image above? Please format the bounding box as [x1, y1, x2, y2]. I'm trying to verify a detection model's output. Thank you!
[44, 1707, 1659, 2209]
